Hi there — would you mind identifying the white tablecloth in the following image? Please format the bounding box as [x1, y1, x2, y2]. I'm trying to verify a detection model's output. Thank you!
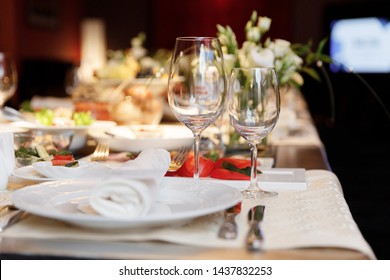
[268, 91, 323, 147]
[0, 170, 375, 259]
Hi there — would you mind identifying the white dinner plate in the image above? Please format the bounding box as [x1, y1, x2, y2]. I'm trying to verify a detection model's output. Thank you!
[10, 120, 116, 133]
[13, 165, 75, 181]
[89, 124, 193, 152]
[32, 160, 92, 179]
[11, 178, 241, 229]
[11, 120, 116, 151]
[11, 120, 90, 132]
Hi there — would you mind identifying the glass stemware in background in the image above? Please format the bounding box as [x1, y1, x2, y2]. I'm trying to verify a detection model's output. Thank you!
[0, 52, 18, 109]
[168, 37, 227, 182]
[228, 67, 280, 199]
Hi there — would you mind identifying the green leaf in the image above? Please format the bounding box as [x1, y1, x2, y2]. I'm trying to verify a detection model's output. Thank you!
[65, 161, 79, 168]
[305, 53, 316, 65]
[19, 100, 34, 112]
[14, 146, 39, 158]
[216, 24, 225, 33]
[301, 67, 321, 82]
[222, 161, 252, 176]
[221, 161, 262, 176]
[126, 152, 140, 159]
[316, 37, 328, 56]
[250, 11, 258, 23]
[204, 150, 219, 162]
[318, 54, 333, 64]
[50, 149, 72, 156]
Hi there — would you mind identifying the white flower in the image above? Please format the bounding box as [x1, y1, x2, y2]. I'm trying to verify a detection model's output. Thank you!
[245, 21, 253, 33]
[217, 24, 238, 55]
[248, 47, 275, 68]
[216, 11, 323, 88]
[246, 26, 261, 42]
[237, 41, 255, 67]
[219, 34, 230, 46]
[223, 53, 237, 75]
[269, 39, 291, 58]
[131, 47, 147, 60]
[131, 32, 145, 48]
[131, 37, 143, 48]
[258, 17, 271, 33]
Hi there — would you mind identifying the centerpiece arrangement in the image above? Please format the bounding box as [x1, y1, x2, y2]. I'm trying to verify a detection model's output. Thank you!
[217, 11, 330, 90]
[70, 33, 173, 124]
[215, 10, 330, 149]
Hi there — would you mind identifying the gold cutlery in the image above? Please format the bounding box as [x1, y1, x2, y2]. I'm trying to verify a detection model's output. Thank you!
[90, 143, 189, 170]
[246, 205, 265, 251]
[91, 142, 110, 161]
[168, 146, 191, 172]
[218, 202, 241, 239]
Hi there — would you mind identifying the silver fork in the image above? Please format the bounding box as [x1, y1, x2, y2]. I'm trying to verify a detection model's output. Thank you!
[168, 146, 191, 172]
[90, 142, 110, 161]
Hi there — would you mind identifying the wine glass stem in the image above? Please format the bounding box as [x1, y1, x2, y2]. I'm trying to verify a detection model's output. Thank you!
[249, 142, 258, 186]
[193, 132, 201, 181]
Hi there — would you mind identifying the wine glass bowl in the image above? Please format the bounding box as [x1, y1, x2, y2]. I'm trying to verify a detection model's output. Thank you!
[228, 67, 280, 199]
[0, 52, 18, 108]
[168, 37, 226, 181]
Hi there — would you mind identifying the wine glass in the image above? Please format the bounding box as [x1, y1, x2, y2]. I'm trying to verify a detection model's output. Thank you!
[228, 67, 280, 199]
[167, 37, 227, 183]
[0, 52, 18, 108]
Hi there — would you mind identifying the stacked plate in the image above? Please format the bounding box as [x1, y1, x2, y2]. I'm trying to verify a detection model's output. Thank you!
[88, 124, 193, 152]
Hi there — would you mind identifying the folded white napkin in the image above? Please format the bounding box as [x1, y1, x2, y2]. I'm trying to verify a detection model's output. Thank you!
[0, 132, 15, 190]
[89, 148, 171, 219]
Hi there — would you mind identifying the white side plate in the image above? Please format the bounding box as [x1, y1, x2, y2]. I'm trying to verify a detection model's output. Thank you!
[89, 124, 193, 152]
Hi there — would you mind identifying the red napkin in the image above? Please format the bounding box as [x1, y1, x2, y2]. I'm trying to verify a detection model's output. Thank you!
[166, 153, 214, 178]
[210, 158, 251, 180]
[167, 154, 255, 180]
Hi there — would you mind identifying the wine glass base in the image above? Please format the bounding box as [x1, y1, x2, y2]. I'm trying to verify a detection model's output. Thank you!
[242, 189, 278, 199]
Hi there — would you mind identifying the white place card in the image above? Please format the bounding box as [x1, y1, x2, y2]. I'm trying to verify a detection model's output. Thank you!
[213, 168, 307, 191]
[167, 168, 307, 191]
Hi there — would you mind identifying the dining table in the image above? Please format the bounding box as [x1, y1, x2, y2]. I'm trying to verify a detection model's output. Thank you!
[0, 94, 375, 260]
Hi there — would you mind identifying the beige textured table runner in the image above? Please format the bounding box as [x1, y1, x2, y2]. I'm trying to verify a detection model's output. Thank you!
[0, 170, 375, 259]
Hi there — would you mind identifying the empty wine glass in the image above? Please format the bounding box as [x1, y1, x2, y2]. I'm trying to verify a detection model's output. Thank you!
[168, 37, 227, 183]
[0, 52, 18, 108]
[228, 67, 280, 199]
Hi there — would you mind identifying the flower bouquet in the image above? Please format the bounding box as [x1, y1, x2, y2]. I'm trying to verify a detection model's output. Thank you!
[215, 10, 331, 150]
[217, 10, 330, 89]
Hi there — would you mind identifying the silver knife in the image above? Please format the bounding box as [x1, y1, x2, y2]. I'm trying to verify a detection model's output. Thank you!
[218, 203, 241, 239]
[246, 205, 265, 251]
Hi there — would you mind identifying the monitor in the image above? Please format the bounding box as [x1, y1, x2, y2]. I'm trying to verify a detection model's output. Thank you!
[329, 17, 390, 73]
